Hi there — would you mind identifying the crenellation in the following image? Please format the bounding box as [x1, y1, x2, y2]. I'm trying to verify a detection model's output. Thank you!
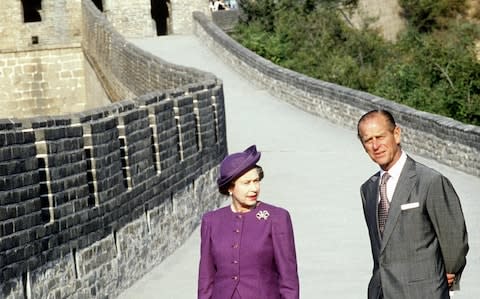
[0, 2, 229, 299]
[194, 11, 480, 176]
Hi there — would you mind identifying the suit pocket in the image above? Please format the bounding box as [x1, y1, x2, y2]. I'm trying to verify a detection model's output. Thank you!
[407, 256, 448, 297]
[407, 276, 448, 299]
[407, 255, 444, 283]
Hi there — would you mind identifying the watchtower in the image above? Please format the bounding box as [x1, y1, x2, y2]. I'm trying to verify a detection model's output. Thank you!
[0, 0, 210, 118]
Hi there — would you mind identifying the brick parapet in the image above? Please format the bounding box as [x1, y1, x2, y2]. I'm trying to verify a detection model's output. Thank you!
[193, 12, 480, 176]
[82, 0, 219, 101]
[0, 5, 228, 299]
[0, 84, 227, 297]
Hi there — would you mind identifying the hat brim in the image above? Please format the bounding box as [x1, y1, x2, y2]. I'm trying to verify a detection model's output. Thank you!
[217, 146, 261, 189]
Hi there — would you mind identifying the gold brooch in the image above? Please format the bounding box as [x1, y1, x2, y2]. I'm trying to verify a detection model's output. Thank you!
[256, 210, 270, 220]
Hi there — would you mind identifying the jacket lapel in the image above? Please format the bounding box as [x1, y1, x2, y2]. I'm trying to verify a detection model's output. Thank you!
[380, 157, 417, 253]
[366, 173, 382, 248]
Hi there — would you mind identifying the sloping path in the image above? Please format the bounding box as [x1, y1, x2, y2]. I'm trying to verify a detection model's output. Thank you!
[118, 35, 480, 299]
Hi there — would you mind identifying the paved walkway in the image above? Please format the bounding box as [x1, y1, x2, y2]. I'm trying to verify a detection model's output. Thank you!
[119, 35, 480, 299]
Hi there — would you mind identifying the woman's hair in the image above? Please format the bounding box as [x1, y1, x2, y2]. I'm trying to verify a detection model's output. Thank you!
[219, 165, 264, 195]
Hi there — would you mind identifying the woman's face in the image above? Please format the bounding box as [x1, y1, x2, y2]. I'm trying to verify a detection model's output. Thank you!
[229, 168, 261, 213]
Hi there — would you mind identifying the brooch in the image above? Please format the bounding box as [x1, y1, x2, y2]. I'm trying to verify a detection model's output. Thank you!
[256, 210, 270, 220]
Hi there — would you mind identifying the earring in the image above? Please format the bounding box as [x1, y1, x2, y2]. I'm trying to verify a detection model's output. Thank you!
[229, 191, 232, 196]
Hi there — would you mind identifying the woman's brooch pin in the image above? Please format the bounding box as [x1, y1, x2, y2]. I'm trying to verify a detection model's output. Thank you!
[256, 210, 270, 220]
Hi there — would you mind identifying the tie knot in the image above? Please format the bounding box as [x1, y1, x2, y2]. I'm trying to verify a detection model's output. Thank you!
[381, 172, 391, 185]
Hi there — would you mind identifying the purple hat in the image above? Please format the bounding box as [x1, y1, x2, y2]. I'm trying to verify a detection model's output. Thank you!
[217, 145, 261, 190]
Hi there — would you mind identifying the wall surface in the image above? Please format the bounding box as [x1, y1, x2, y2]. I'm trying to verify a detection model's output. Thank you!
[170, 0, 211, 34]
[83, 56, 112, 107]
[0, 0, 82, 52]
[0, 2, 228, 298]
[0, 0, 214, 120]
[82, 1, 216, 101]
[0, 91, 227, 298]
[195, 12, 480, 176]
[212, 10, 240, 32]
[0, 0, 98, 118]
[100, 0, 211, 36]
[0, 47, 91, 118]
[103, 0, 156, 38]
[349, 0, 406, 41]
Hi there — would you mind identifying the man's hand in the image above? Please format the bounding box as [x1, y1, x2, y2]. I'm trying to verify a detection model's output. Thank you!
[447, 273, 456, 288]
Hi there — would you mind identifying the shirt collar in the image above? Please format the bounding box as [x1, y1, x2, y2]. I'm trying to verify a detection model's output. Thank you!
[380, 150, 407, 180]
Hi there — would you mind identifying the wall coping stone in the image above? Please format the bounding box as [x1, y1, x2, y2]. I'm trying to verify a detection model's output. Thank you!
[193, 11, 480, 176]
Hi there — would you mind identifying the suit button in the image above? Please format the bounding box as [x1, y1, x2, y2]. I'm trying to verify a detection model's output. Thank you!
[233, 260, 238, 264]
[234, 229, 240, 233]
[237, 215, 242, 219]
[232, 276, 238, 280]
[232, 244, 239, 248]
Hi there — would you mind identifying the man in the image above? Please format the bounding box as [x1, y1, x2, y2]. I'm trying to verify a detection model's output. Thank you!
[357, 109, 469, 299]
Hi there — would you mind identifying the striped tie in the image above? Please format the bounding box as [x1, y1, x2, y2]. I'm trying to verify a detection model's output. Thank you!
[378, 172, 391, 238]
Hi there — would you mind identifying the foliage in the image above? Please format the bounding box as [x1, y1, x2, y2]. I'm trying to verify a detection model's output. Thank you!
[398, 0, 467, 32]
[238, 0, 277, 32]
[373, 22, 480, 124]
[231, 0, 480, 125]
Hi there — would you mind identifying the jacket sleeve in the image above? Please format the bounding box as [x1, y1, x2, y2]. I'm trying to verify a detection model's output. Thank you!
[272, 210, 300, 299]
[198, 215, 215, 299]
[426, 174, 469, 289]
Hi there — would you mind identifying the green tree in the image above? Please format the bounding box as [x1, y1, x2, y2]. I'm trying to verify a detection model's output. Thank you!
[399, 0, 467, 32]
[231, 0, 480, 125]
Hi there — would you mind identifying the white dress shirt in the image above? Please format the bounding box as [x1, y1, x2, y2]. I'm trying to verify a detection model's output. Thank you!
[379, 150, 407, 203]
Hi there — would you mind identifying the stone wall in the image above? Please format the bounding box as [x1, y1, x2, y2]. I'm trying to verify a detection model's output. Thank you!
[0, 92, 227, 298]
[0, 0, 100, 119]
[83, 55, 111, 107]
[194, 12, 480, 177]
[0, 2, 228, 298]
[0, 0, 82, 52]
[0, 46, 94, 118]
[99, 0, 211, 36]
[212, 10, 240, 33]
[82, 0, 216, 101]
[349, 0, 406, 41]
[170, 0, 211, 34]
[103, 0, 156, 38]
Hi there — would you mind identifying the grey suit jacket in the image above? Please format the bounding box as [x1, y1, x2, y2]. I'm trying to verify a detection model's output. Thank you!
[360, 156, 468, 299]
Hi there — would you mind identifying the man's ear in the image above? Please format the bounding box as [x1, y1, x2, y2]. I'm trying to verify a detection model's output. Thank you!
[394, 126, 401, 145]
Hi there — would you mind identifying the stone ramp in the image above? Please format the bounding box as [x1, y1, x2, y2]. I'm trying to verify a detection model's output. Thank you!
[118, 35, 480, 299]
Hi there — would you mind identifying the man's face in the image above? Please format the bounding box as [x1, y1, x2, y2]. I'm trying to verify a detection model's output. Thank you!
[358, 114, 402, 171]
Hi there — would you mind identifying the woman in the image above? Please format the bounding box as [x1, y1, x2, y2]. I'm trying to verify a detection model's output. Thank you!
[198, 145, 299, 299]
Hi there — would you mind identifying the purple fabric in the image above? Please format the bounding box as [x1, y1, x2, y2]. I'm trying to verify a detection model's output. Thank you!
[217, 145, 261, 190]
[198, 202, 299, 299]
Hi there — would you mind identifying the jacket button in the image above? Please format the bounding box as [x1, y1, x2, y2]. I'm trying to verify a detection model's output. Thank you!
[233, 260, 238, 264]
[234, 229, 240, 233]
[232, 244, 239, 248]
[232, 276, 238, 280]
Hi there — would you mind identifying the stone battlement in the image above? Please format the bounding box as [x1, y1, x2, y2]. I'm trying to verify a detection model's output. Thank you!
[0, 1, 227, 298]
[194, 12, 480, 177]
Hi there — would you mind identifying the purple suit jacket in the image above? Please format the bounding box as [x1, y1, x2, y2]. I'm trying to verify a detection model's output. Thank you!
[198, 202, 299, 299]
